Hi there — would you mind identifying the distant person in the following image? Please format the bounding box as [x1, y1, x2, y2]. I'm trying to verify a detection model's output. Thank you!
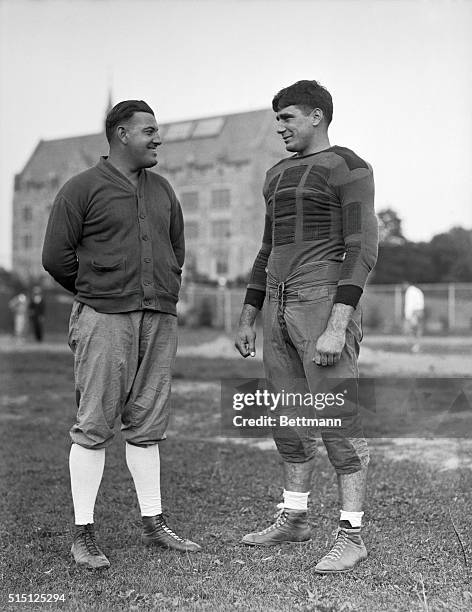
[404, 283, 425, 352]
[42, 100, 200, 570]
[235, 80, 378, 573]
[28, 285, 45, 342]
[8, 292, 28, 341]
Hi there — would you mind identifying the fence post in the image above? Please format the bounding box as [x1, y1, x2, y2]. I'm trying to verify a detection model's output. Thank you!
[448, 283, 455, 331]
[224, 287, 232, 334]
[394, 284, 403, 327]
[188, 281, 195, 310]
[217, 277, 227, 330]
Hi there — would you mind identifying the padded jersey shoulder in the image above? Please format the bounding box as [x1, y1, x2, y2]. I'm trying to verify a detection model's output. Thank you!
[330, 146, 370, 171]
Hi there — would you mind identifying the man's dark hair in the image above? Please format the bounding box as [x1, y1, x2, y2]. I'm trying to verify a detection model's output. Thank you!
[272, 80, 333, 125]
[105, 100, 155, 143]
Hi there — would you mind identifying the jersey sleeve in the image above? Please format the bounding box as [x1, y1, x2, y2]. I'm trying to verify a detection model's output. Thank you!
[330, 155, 378, 307]
[244, 176, 273, 310]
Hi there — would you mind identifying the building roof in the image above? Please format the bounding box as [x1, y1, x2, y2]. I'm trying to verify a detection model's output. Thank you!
[19, 133, 108, 184]
[18, 108, 282, 183]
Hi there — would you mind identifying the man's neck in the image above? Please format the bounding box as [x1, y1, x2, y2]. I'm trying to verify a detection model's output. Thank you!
[297, 136, 331, 157]
[107, 153, 140, 186]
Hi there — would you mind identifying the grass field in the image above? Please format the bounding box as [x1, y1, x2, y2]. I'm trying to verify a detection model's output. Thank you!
[0, 332, 471, 612]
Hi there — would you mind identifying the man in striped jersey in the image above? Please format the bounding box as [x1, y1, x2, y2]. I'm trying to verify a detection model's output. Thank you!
[235, 80, 378, 573]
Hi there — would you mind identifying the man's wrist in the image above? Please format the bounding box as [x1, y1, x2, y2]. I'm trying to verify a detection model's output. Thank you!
[325, 303, 354, 335]
[239, 303, 258, 327]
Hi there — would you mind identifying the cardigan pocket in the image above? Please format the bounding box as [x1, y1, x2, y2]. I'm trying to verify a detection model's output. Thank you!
[88, 257, 126, 295]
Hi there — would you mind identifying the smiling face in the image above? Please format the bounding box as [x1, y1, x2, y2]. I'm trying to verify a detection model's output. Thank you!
[275, 104, 322, 156]
[121, 111, 161, 169]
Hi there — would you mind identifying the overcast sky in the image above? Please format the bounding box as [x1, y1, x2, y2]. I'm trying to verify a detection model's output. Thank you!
[1, 0, 471, 269]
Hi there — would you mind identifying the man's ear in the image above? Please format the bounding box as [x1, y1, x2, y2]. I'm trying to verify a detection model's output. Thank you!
[116, 125, 128, 144]
[311, 108, 323, 127]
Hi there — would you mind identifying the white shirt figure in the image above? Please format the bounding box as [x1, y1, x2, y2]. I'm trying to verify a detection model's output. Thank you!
[404, 285, 424, 320]
[404, 284, 424, 352]
[8, 292, 28, 339]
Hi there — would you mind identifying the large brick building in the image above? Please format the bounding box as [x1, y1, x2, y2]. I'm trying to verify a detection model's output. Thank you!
[12, 109, 285, 285]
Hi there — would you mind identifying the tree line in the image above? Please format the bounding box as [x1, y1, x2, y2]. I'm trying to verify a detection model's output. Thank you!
[372, 209, 472, 284]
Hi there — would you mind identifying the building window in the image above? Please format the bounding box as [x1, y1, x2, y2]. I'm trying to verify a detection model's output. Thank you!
[23, 235, 32, 249]
[211, 188, 231, 209]
[164, 121, 194, 141]
[212, 219, 231, 239]
[186, 221, 199, 240]
[23, 206, 32, 222]
[192, 117, 225, 138]
[214, 249, 229, 275]
[181, 191, 199, 212]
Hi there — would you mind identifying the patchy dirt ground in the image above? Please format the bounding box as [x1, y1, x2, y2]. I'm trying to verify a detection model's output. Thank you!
[169, 381, 472, 472]
[2, 335, 470, 473]
[372, 438, 472, 471]
[177, 334, 472, 377]
[358, 345, 471, 377]
[2, 331, 471, 377]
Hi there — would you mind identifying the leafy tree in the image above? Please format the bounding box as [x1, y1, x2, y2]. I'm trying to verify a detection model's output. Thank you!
[429, 227, 472, 281]
[377, 208, 406, 245]
[371, 210, 472, 283]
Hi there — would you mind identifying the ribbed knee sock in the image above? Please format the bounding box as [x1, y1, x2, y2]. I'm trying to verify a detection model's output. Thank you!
[283, 489, 310, 511]
[69, 443, 105, 525]
[125, 442, 162, 517]
[340, 510, 364, 528]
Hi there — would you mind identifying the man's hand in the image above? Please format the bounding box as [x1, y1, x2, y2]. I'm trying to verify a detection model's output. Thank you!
[235, 324, 256, 358]
[235, 303, 259, 358]
[313, 302, 354, 367]
[313, 329, 346, 366]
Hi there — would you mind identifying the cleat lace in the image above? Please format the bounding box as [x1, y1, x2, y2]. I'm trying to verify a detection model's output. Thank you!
[258, 508, 288, 535]
[324, 528, 349, 561]
[153, 515, 186, 543]
[77, 525, 101, 556]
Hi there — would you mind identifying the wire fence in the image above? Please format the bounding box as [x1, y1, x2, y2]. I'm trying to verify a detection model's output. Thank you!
[181, 282, 472, 335]
[1, 282, 471, 336]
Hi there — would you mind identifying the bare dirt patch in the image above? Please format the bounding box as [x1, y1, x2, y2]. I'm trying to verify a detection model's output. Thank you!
[178, 334, 472, 376]
[372, 438, 472, 471]
[171, 382, 472, 471]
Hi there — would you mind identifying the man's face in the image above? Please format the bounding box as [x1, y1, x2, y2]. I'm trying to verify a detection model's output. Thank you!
[123, 112, 161, 169]
[275, 105, 316, 155]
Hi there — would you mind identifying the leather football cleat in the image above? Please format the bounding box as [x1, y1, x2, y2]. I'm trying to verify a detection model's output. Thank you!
[242, 508, 311, 547]
[71, 524, 110, 569]
[314, 525, 367, 573]
[142, 514, 201, 553]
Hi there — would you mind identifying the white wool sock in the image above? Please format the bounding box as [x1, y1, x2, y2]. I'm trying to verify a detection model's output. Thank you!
[283, 489, 309, 511]
[340, 510, 364, 528]
[125, 442, 162, 517]
[69, 443, 105, 525]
